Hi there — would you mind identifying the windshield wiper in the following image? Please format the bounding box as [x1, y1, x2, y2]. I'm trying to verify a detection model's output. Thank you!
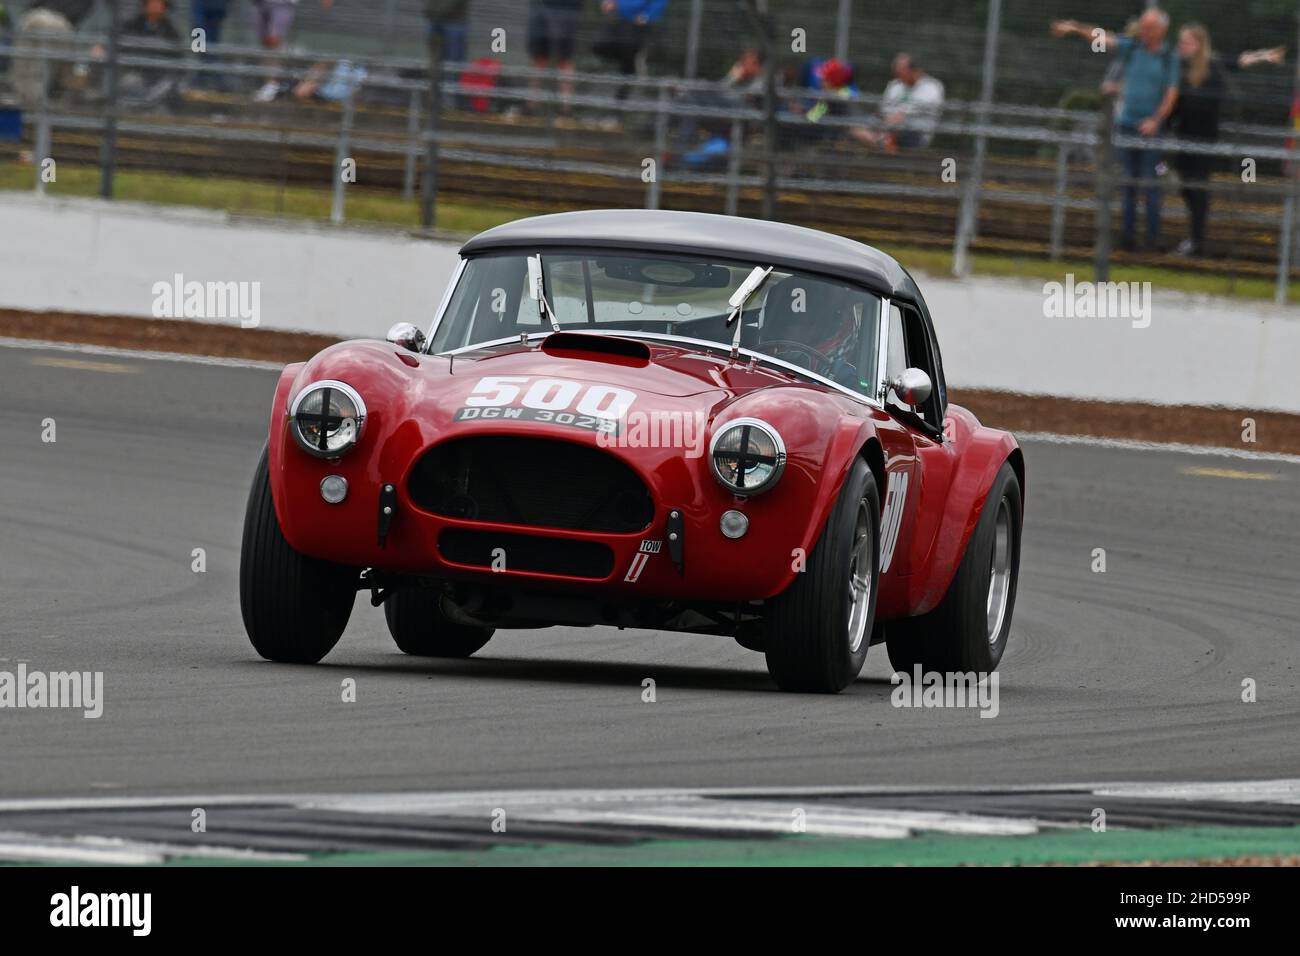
[725, 265, 774, 360]
[527, 254, 562, 332]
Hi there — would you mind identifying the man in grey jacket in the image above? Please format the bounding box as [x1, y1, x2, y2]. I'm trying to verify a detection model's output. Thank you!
[12, 0, 97, 107]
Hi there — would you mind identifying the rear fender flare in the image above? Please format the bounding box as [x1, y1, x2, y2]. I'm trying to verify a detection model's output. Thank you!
[912, 411, 1021, 613]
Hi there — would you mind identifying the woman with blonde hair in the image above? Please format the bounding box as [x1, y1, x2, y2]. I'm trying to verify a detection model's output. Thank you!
[1171, 24, 1284, 256]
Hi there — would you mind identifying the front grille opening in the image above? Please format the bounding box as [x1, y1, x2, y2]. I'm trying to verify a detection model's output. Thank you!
[409, 436, 654, 534]
[439, 530, 615, 579]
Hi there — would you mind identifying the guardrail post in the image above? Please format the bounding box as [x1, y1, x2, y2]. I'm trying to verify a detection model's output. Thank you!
[646, 83, 668, 210]
[952, 135, 982, 276]
[1049, 142, 1068, 260]
[403, 88, 420, 200]
[834, 0, 852, 61]
[1276, 177, 1295, 305]
[952, 0, 1001, 276]
[738, 0, 778, 219]
[725, 117, 743, 216]
[34, 56, 51, 196]
[99, 0, 122, 199]
[381, 0, 400, 56]
[684, 0, 703, 80]
[420, 31, 445, 232]
[1093, 96, 1115, 283]
[331, 92, 356, 225]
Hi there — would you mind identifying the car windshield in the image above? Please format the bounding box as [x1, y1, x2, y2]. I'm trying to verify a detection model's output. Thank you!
[429, 251, 884, 398]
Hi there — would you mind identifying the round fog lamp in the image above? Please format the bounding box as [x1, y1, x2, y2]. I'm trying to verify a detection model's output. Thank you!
[720, 510, 749, 539]
[320, 475, 349, 504]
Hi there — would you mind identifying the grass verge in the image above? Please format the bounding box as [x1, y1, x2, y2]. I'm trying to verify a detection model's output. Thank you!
[157, 824, 1300, 867]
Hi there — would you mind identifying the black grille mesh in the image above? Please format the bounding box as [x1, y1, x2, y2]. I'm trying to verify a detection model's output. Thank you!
[409, 436, 654, 534]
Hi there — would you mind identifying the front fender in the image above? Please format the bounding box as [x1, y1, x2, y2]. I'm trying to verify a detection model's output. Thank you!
[709, 387, 889, 598]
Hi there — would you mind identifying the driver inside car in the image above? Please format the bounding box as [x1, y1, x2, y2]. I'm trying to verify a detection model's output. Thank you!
[757, 275, 860, 387]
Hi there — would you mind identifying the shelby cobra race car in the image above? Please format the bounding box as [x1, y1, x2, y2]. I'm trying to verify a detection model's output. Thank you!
[240, 210, 1024, 693]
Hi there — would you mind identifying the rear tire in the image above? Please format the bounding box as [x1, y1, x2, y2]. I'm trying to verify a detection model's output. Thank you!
[885, 461, 1022, 675]
[764, 458, 880, 693]
[384, 589, 495, 658]
[239, 446, 357, 663]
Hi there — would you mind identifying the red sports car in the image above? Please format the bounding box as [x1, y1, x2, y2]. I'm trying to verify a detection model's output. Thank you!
[240, 210, 1023, 693]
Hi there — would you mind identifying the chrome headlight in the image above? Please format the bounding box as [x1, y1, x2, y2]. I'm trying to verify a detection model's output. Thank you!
[289, 380, 366, 458]
[709, 418, 786, 496]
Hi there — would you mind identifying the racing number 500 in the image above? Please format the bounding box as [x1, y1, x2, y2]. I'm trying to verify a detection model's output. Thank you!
[465, 376, 637, 420]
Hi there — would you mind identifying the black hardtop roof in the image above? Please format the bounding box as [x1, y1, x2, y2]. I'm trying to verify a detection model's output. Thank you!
[459, 209, 922, 302]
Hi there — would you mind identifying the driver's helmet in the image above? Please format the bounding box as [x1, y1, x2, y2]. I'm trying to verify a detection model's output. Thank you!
[759, 276, 857, 357]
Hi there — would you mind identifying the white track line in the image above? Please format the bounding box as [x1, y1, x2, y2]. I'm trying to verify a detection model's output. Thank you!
[1018, 431, 1300, 464]
[0, 782, 1291, 848]
[3, 780, 1299, 815]
[1092, 780, 1300, 805]
[0, 831, 306, 865]
[522, 801, 1041, 838]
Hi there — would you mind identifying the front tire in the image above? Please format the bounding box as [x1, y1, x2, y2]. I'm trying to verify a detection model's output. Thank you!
[764, 458, 880, 693]
[239, 446, 357, 663]
[885, 461, 1022, 675]
[384, 588, 495, 658]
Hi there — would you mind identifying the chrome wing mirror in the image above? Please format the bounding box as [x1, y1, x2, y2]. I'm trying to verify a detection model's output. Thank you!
[890, 368, 932, 407]
[386, 322, 426, 353]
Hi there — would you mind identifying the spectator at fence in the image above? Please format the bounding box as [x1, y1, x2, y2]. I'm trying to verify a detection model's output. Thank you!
[667, 47, 764, 172]
[1053, 9, 1179, 251]
[792, 57, 858, 143]
[251, 0, 333, 103]
[849, 52, 944, 152]
[120, 0, 183, 105]
[1099, 19, 1138, 100]
[189, 0, 230, 89]
[528, 0, 582, 113]
[124, 1, 182, 52]
[723, 46, 764, 99]
[593, 0, 666, 99]
[10, 0, 96, 108]
[425, 0, 469, 109]
[1170, 25, 1284, 257]
[292, 57, 367, 102]
[190, 0, 228, 48]
[460, 56, 502, 113]
[426, 0, 468, 64]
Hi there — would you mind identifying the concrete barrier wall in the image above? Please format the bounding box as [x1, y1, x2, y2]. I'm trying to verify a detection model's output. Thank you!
[2, 194, 458, 339]
[923, 279, 1300, 413]
[5, 193, 1299, 412]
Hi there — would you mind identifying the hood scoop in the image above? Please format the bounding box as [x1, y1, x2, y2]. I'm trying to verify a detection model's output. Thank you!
[541, 331, 651, 366]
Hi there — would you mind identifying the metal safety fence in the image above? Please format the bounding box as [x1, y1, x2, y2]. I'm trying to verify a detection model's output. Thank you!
[4, 27, 1300, 302]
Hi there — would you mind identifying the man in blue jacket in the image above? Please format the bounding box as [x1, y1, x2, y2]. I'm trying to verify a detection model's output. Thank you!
[593, 0, 667, 98]
[1054, 8, 1180, 251]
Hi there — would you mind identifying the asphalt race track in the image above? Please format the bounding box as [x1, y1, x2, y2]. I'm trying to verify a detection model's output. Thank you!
[3, 340, 1299, 803]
